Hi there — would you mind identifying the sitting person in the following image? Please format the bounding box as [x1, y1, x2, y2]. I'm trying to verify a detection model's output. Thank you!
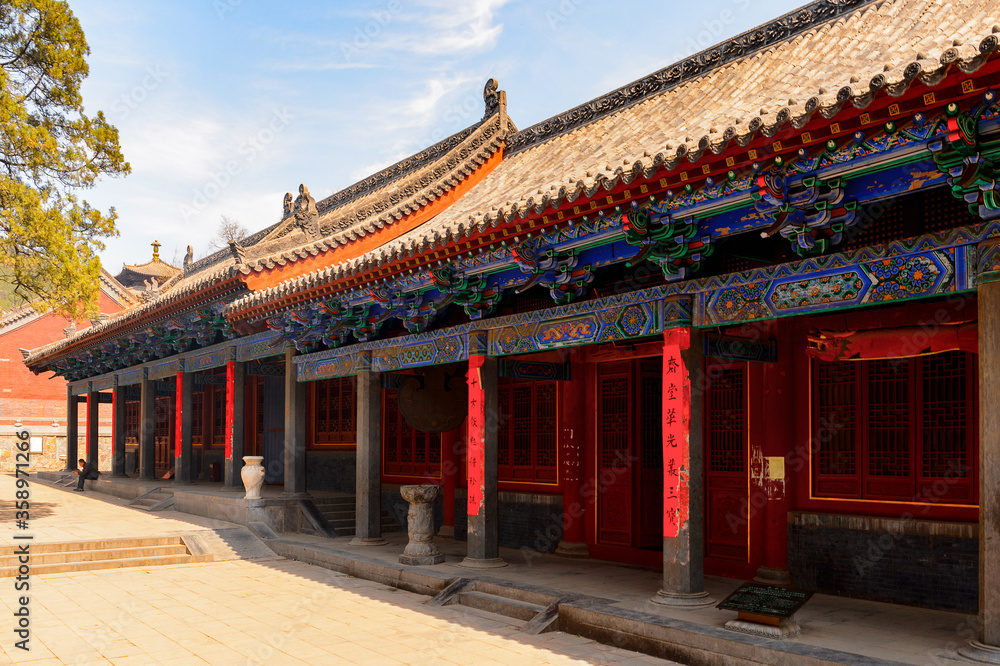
[73, 458, 100, 492]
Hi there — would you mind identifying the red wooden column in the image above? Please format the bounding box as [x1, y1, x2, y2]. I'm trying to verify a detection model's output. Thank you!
[556, 357, 589, 556]
[653, 326, 713, 607]
[460, 349, 506, 568]
[223, 358, 246, 490]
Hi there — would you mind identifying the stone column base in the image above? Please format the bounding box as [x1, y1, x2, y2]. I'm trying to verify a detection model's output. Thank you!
[436, 525, 455, 538]
[725, 617, 800, 639]
[400, 553, 445, 566]
[554, 541, 590, 558]
[753, 566, 791, 586]
[458, 557, 508, 569]
[650, 589, 715, 608]
[959, 641, 1000, 664]
[349, 536, 387, 546]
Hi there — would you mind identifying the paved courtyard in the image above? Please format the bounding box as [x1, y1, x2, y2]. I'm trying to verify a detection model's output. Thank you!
[0, 475, 675, 665]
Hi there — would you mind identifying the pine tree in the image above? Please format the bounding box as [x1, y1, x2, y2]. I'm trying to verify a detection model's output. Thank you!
[0, 0, 129, 317]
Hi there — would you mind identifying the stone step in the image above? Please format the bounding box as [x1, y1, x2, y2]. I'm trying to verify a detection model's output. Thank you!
[0, 536, 211, 577]
[0, 544, 188, 566]
[17, 537, 186, 553]
[0, 554, 210, 577]
[455, 590, 544, 622]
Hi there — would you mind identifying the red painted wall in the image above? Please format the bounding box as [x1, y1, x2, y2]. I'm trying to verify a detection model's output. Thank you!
[0, 291, 124, 430]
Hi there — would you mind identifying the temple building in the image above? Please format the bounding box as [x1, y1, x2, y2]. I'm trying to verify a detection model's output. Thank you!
[22, 0, 1000, 659]
[0, 268, 135, 470]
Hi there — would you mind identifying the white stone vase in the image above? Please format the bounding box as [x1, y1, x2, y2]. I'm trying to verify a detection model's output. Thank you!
[241, 456, 265, 499]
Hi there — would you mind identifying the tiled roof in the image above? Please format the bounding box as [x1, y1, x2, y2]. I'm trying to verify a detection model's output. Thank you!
[23, 86, 514, 366]
[115, 258, 183, 288]
[233, 109, 515, 272]
[22, 262, 241, 365]
[0, 304, 38, 332]
[229, 0, 999, 316]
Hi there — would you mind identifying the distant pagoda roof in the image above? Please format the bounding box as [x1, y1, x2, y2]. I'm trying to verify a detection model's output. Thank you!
[115, 240, 182, 289]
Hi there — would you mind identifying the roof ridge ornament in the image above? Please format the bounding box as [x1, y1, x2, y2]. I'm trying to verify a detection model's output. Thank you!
[483, 78, 506, 124]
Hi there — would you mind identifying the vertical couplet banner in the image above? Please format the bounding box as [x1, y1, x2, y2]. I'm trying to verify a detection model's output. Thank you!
[466, 355, 486, 515]
[225, 361, 235, 460]
[175, 373, 184, 458]
[662, 328, 690, 538]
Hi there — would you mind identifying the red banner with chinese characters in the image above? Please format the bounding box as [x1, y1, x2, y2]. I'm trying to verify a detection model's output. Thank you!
[225, 361, 235, 461]
[466, 355, 486, 515]
[662, 328, 691, 538]
[175, 373, 184, 458]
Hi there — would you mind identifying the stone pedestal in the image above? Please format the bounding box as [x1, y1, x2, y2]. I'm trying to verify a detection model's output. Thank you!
[725, 615, 801, 639]
[241, 456, 265, 499]
[554, 541, 590, 558]
[398, 485, 444, 565]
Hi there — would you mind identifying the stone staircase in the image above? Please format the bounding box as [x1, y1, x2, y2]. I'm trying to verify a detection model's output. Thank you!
[127, 488, 175, 511]
[427, 578, 561, 634]
[299, 496, 401, 537]
[0, 536, 212, 577]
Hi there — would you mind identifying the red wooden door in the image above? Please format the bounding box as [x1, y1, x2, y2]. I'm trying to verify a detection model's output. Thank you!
[704, 360, 749, 567]
[636, 359, 663, 549]
[154, 395, 173, 472]
[597, 362, 633, 546]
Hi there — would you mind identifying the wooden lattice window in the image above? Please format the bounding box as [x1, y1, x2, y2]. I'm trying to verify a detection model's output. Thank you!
[497, 378, 557, 482]
[599, 375, 631, 471]
[639, 360, 663, 472]
[707, 365, 746, 473]
[812, 351, 976, 503]
[192, 392, 205, 445]
[212, 387, 226, 445]
[313, 377, 356, 444]
[124, 400, 140, 445]
[383, 388, 441, 478]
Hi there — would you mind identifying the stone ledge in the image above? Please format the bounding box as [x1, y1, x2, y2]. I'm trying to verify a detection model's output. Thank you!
[789, 511, 976, 539]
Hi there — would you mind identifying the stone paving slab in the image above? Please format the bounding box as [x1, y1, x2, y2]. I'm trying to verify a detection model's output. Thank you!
[13, 473, 975, 664]
[270, 529, 971, 665]
[0, 558, 677, 665]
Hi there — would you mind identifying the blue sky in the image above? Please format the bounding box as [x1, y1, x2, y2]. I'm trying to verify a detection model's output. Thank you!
[70, 0, 805, 272]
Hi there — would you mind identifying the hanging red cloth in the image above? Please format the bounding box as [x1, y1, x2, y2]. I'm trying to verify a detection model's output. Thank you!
[806, 322, 977, 362]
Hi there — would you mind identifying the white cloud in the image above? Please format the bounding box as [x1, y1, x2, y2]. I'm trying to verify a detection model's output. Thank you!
[390, 0, 510, 56]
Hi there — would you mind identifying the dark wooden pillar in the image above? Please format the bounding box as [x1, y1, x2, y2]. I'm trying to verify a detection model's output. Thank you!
[111, 382, 126, 477]
[175, 371, 194, 485]
[960, 278, 1000, 662]
[351, 368, 386, 546]
[139, 377, 156, 480]
[653, 327, 713, 607]
[461, 354, 505, 568]
[86, 389, 100, 469]
[223, 360, 246, 490]
[282, 345, 307, 496]
[65, 387, 78, 472]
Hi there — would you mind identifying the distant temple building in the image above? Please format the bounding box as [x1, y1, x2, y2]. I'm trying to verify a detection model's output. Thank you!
[114, 240, 183, 300]
[0, 268, 135, 470]
[22, 0, 1000, 660]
